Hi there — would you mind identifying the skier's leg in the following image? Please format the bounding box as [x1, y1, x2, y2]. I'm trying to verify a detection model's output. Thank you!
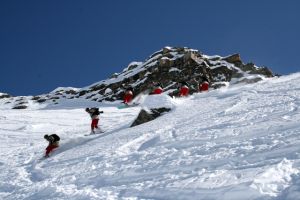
[91, 119, 97, 133]
[90, 121, 94, 132]
[95, 119, 99, 129]
[45, 145, 57, 156]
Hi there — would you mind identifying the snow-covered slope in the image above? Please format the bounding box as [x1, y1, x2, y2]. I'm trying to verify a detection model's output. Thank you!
[1, 73, 300, 200]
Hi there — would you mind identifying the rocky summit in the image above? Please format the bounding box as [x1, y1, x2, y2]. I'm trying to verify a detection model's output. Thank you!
[0, 46, 273, 109]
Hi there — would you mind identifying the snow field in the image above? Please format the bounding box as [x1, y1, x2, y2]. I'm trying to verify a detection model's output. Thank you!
[1, 73, 300, 199]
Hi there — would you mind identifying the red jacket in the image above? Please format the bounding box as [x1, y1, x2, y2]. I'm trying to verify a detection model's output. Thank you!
[124, 91, 133, 104]
[199, 81, 209, 92]
[179, 86, 189, 96]
[152, 87, 163, 95]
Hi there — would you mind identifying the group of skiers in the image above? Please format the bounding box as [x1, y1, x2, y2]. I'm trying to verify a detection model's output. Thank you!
[122, 78, 209, 103]
[43, 78, 210, 157]
[43, 108, 105, 158]
[179, 77, 209, 97]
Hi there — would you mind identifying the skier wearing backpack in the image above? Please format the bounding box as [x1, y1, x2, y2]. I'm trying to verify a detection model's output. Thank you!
[179, 81, 189, 97]
[85, 107, 104, 134]
[44, 134, 60, 157]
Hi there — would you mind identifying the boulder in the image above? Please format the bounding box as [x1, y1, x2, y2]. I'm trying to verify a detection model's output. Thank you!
[0, 93, 11, 99]
[12, 105, 28, 109]
[131, 107, 171, 127]
[223, 54, 242, 64]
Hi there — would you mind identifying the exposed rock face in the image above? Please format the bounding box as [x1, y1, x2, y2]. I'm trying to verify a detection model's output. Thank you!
[12, 105, 28, 109]
[223, 54, 242, 64]
[80, 46, 273, 101]
[0, 46, 274, 109]
[131, 108, 171, 127]
[0, 93, 11, 99]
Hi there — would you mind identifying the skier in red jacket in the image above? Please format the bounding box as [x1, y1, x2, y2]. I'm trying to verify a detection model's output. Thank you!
[199, 78, 209, 92]
[123, 87, 133, 104]
[179, 81, 189, 97]
[44, 134, 60, 157]
[151, 82, 163, 95]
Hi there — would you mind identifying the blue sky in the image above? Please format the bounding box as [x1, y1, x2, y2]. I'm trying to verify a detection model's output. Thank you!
[1, 0, 299, 96]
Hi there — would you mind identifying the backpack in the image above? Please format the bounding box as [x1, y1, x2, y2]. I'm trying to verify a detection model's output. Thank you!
[94, 110, 100, 115]
[91, 107, 100, 115]
[51, 134, 60, 142]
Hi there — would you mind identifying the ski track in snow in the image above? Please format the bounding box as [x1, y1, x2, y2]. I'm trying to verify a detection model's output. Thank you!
[1, 73, 300, 199]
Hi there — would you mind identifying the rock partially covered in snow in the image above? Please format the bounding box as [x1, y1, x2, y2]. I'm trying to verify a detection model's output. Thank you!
[131, 107, 171, 127]
[50, 87, 79, 94]
[0, 92, 11, 99]
[131, 94, 175, 127]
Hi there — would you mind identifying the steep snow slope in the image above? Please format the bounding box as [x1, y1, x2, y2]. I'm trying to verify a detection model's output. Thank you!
[1, 73, 300, 200]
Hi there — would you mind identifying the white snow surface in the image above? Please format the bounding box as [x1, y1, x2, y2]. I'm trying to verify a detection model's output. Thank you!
[1, 73, 300, 200]
[140, 94, 177, 109]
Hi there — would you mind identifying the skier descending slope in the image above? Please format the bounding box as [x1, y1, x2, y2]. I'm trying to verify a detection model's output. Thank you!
[199, 77, 209, 92]
[123, 86, 134, 105]
[118, 89, 149, 109]
[85, 107, 104, 134]
[179, 81, 189, 97]
[150, 82, 163, 95]
[44, 134, 60, 158]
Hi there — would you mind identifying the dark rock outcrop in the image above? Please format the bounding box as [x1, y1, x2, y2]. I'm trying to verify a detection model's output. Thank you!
[0, 93, 11, 99]
[12, 105, 28, 109]
[223, 54, 242, 64]
[131, 107, 171, 127]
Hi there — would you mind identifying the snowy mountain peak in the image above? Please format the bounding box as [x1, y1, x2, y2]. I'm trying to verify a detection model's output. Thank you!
[0, 46, 273, 109]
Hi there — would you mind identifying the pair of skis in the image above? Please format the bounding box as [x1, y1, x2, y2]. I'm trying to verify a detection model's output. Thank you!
[84, 129, 105, 136]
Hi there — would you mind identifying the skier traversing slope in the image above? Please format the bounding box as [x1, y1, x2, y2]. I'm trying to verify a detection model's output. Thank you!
[85, 107, 104, 134]
[179, 81, 189, 97]
[123, 87, 134, 104]
[199, 77, 209, 92]
[150, 82, 163, 95]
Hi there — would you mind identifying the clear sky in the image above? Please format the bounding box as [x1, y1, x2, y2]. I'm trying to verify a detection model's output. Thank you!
[1, 0, 299, 96]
